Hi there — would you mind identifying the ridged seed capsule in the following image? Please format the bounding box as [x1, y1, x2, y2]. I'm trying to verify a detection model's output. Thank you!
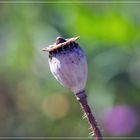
[42, 36, 103, 140]
[42, 36, 88, 94]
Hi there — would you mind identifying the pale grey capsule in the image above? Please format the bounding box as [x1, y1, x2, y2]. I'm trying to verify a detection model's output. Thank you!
[42, 37, 88, 94]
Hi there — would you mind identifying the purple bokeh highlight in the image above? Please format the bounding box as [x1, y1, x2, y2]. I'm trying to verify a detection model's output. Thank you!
[101, 105, 138, 136]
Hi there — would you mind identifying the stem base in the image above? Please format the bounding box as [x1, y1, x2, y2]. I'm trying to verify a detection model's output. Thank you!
[75, 90, 103, 140]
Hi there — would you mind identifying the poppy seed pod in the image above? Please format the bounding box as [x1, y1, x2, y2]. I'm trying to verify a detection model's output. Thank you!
[42, 36, 88, 94]
[42, 37, 103, 140]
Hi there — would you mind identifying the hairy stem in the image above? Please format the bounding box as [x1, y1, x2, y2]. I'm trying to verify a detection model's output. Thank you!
[75, 90, 103, 140]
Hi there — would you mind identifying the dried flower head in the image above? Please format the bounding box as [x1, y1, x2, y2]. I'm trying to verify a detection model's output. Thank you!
[42, 36, 103, 140]
[42, 36, 88, 94]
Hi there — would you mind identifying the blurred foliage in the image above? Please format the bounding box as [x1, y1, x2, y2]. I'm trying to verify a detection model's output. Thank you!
[0, 2, 140, 139]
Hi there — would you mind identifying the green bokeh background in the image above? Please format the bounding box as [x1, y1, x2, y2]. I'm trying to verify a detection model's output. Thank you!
[0, 2, 140, 139]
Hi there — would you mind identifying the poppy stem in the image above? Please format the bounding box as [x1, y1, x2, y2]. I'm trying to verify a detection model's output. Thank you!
[75, 90, 103, 140]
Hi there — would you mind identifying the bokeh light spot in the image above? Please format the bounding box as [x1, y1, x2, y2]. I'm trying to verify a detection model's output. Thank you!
[101, 105, 138, 136]
[42, 93, 70, 119]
